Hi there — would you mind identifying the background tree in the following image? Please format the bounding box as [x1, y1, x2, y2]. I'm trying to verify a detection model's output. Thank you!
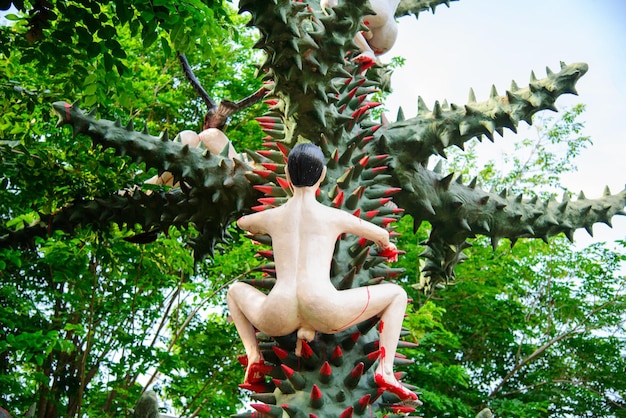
[397, 106, 626, 417]
[1, 0, 625, 417]
[1, 2, 265, 416]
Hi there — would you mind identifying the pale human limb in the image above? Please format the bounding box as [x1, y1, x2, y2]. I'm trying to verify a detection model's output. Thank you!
[145, 128, 237, 186]
[227, 281, 300, 384]
[321, 0, 400, 60]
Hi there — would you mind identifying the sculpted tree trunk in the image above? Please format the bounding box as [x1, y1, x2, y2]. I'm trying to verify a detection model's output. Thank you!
[2, 0, 625, 416]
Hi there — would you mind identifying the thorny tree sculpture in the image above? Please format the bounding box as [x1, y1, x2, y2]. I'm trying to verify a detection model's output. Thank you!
[2, 0, 625, 416]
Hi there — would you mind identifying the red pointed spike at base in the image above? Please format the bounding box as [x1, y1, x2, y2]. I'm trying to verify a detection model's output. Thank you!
[319, 361, 332, 376]
[272, 345, 289, 359]
[261, 162, 279, 171]
[352, 208, 361, 217]
[309, 384, 324, 409]
[390, 405, 416, 414]
[366, 210, 379, 218]
[253, 169, 273, 179]
[280, 364, 295, 378]
[332, 191, 345, 208]
[275, 142, 290, 157]
[339, 407, 354, 418]
[276, 176, 290, 190]
[382, 217, 397, 227]
[300, 339, 314, 358]
[252, 205, 270, 212]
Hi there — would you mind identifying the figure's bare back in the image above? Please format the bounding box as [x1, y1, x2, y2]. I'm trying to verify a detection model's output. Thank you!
[238, 194, 393, 334]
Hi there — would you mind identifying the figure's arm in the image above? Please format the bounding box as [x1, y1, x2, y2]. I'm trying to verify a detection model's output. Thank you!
[237, 212, 269, 235]
[339, 210, 393, 249]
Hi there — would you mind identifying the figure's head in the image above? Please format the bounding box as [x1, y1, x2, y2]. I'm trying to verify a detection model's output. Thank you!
[287, 143, 325, 187]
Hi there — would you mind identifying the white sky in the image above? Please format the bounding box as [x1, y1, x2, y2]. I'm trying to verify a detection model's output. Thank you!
[384, 0, 626, 247]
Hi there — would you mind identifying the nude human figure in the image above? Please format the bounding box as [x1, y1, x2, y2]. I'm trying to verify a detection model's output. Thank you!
[145, 128, 237, 186]
[227, 143, 417, 401]
[321, 0, 400, 63]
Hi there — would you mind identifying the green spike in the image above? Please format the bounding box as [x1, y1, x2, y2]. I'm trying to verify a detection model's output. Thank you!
[468, 88, 476, 103]
[417, 96, 430, 114]
[396, 106, 405, 121]
[432, 100, 442, 118]
[125, 119, 134, 131]
[490, 84, 498, 98]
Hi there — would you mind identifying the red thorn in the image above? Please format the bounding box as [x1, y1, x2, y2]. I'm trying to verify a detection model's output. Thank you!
[379, 320, 384, 333]
[332, 345, 343, 360]
[362, 135, 374, 144]
[251, 404, 272, 414]
[357, 237, 368, 247]
[358, 155, 370, 166]
[350, 331, 360, 343]
[319, 361, 332, 376]
[264, 99, 279, 107]
[276, 176, 290, 190]
[332, 191, 345, 208]
[300, 339, 314, 358]
[310, 384, 323, 400]
[261, 162, 278, 171]
[382, 217, 397, 227]
[252, 169, 273, 179]
[315, 187, 321, 197]
[358, 393, 371, 407]
[255, 116, 278, 123]
[256, 250, 273, 258]
[385, 187, 402, 195]
[349, 362, 364, 379]
[281, 364, 295, 378]
[366, 210, 379, 218]
[275, 142, 290, 157]
[372, 166, 387, 173]
[258, 197, 277, 205]
[374, 152, 388, 160]
[252, 205, 269, 212]
[393, 208, 405, 214]
[379, 197, 392, 206]
[352, 208, 361, 218]
[390, 405, 416, 414]
[272, 345, 289, 359]
[367, 348, 382, 361]
[257, 150, 274, 158]
[340, 407, 354, 418]
[253, 185, 274, 194]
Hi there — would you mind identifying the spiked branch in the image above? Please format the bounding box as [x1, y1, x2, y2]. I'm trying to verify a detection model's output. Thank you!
[2, 101, 266, 259]
[381, 62, 588, 165]
[395, 0, 459, 19]
[392, 160, 626, 289]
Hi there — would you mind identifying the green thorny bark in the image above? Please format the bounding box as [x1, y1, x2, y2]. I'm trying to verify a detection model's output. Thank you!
[2, 0, 625, 416]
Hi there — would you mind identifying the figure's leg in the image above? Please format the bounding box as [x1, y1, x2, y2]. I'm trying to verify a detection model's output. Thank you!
[306, 283, 416, 400]
[226, 282, 270, 383]
[198, 128, 237, 158]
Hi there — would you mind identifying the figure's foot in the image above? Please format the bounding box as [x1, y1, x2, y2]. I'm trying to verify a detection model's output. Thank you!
[244, 360, 273, 384]
[352, 52, 376, 71]
[374, 373, 419, 401]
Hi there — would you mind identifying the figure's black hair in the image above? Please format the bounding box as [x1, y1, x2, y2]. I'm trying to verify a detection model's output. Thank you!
[287, 143, 325, 187]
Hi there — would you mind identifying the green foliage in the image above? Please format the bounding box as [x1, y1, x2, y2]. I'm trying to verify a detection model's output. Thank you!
[397, 105, 626, 417]
[1, 1, 264, 416]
